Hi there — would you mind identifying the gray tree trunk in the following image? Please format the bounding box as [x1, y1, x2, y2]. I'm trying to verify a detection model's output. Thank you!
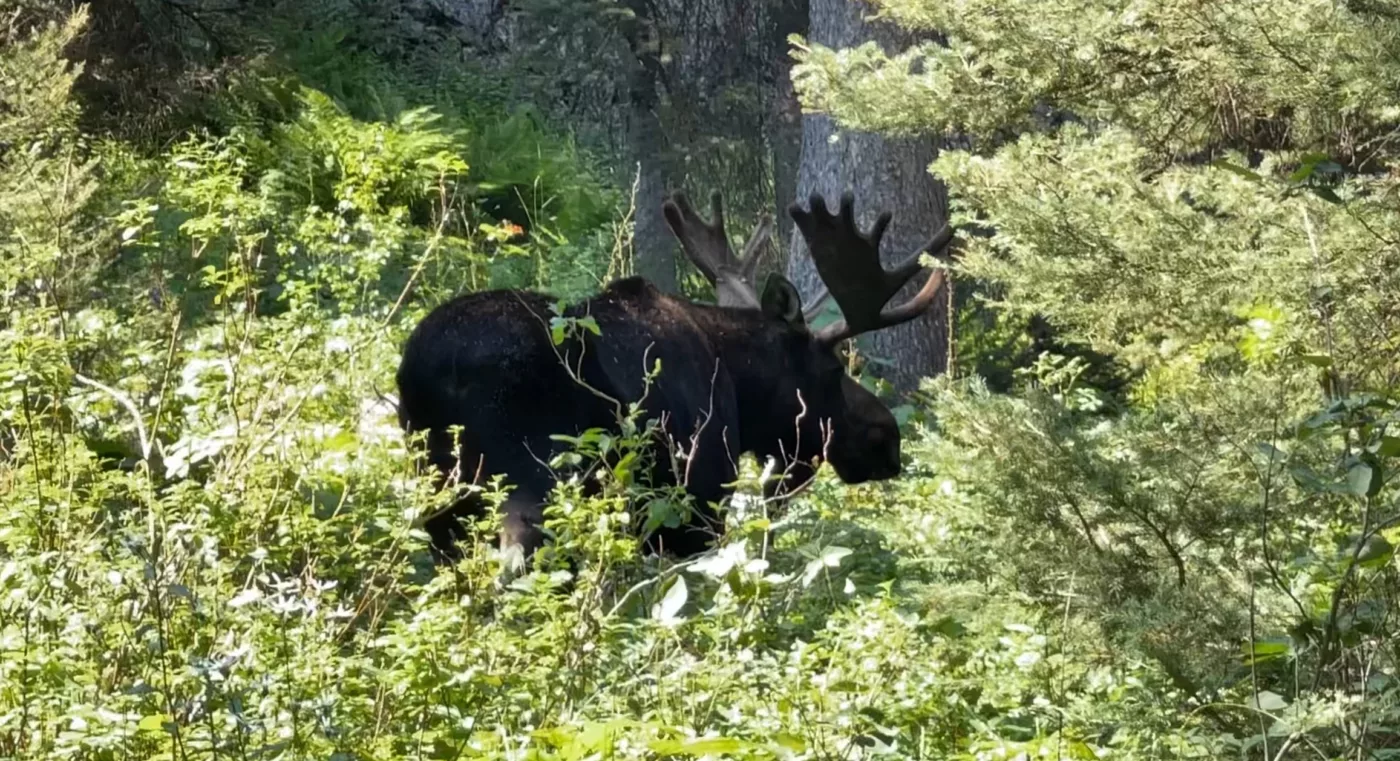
[767, 0, 809, 254]
[628, 110, 678, 292]
[785, 0, 949, 395]
[621, 1, 680, 293]
[410, 0, 808, 296]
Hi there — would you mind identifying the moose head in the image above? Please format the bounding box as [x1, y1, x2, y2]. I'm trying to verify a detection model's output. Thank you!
[661, 189, 957, 490]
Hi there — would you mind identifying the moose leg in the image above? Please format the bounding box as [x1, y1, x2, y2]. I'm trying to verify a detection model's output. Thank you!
[416, 429, 490, 563]
[498, 486, 546, 574]
[424, 495, 478, 563]
[646, 423, 737, 559]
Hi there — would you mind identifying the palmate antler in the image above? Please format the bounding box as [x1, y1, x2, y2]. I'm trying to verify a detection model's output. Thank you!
[790, 191, 955, 347]
[662, 191, 773, 309]
[662, 188, 955, 344]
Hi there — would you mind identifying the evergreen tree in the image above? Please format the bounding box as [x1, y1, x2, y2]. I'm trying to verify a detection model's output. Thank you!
[794, 0, 1400, 749]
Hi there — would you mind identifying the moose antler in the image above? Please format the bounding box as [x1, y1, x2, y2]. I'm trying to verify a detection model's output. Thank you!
[790, 191, 955, 347]
[663, 190, 772, 309]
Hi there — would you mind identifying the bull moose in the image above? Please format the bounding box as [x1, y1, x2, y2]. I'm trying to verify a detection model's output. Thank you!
[395, 190, 956, 568]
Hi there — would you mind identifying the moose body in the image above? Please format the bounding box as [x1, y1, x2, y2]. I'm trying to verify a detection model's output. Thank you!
[397, 191, 956, 566]
[396, 275, 894, 563]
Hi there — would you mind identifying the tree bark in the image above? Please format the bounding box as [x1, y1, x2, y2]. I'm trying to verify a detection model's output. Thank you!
[768, 0, 809, 254]
[621, 1, 680, 293]
[500, 0, 808, 294]
[785, 0, 949, 395]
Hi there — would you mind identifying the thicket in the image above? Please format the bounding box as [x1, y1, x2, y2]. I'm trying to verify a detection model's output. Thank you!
[2, 1, 1398, 760]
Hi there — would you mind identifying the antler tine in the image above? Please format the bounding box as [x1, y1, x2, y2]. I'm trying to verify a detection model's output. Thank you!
[737, 215, 772, 283]
[789, 190, 956, 347]
[885, 220, 955, 282]
[814, 265, 949, 346]
[662, 190, 729, 283]
[662, 190, 771, 308]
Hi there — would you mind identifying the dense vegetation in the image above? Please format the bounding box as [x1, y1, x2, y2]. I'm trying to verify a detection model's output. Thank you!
[2, 1, 1398, 759]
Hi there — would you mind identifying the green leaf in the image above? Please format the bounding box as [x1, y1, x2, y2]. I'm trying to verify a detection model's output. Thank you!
[1296, 408, 1341, 437]
[802, 546, 853, 588]
[1296, 353, 1333, 368]
[652, 575, 688, 626]
[1290, 466, 1341, 494]
[1288, 152, 1330, 183]
[819, 545, 853, 567]
[1377, 436, 1400, 458]
[1346, 462, 1376, 497]
[1211, 160, 1262, 182]
[324, 430, 358, 452]
[138, 714, 173, 734]
[928, 615, 968, 638]
[685, 737, 747, 754]
[651, 737, 749, 756]
[1255, 441, 1287, 462]
[1249, 690, 1288, 712]
[1065, 741, 1100, 760]
[577, 316, 601, 336]
[1244, 637, 1292, 664]
[612, 451, 638, 483]
[773, 733, 806, 752]
[1354, 534, 1394, 569]
[1308, 186, 1343, 204]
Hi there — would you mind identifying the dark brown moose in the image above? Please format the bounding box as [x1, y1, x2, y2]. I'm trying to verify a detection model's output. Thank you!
[394, 190, 956, 569]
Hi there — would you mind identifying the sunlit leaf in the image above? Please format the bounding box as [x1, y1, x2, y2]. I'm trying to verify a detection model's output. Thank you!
[137, 714, 173, 734]
[1243, 637, 1292, 664]
[1249, 691, 1288, 712]
[652, 575, 688, 626]
[649, 736, 750, 756]
[1346, 461, 1381, 497]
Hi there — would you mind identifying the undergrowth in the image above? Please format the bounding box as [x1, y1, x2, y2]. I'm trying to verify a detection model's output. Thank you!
[4, 4, 1400, 761]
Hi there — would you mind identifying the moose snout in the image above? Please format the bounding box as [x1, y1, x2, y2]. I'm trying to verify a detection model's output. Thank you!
[827, 427, 902, 483]
[862, 426, 902, 478]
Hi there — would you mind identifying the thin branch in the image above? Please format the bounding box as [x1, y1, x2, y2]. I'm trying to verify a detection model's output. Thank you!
[73, 374, 151, 462]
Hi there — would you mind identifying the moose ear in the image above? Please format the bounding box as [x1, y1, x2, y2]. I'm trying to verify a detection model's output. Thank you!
[759, 273, 806, 330]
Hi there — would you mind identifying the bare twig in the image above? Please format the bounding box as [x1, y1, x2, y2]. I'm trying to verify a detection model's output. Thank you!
[384, 174, 456, 328]
[73, 374, 151, 462]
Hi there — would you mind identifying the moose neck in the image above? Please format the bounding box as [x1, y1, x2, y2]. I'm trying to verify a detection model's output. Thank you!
[686, 304, 812, 463]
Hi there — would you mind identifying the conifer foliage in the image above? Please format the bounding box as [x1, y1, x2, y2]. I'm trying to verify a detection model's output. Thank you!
[793, 1, 1400, 756]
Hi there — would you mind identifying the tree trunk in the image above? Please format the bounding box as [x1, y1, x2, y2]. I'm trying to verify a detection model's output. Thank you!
[629, 112, 677, 292]
[623, 0, 811, 294]
[622, 1, 680, 293]
[785, 0, 949, 395]
[767, 0, 809, 254]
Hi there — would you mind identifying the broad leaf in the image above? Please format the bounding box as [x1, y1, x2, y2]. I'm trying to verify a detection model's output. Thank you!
[652, 576, 688, 626]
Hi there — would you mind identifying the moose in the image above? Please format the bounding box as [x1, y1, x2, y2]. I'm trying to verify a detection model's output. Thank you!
[394, 190, 956, 568]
